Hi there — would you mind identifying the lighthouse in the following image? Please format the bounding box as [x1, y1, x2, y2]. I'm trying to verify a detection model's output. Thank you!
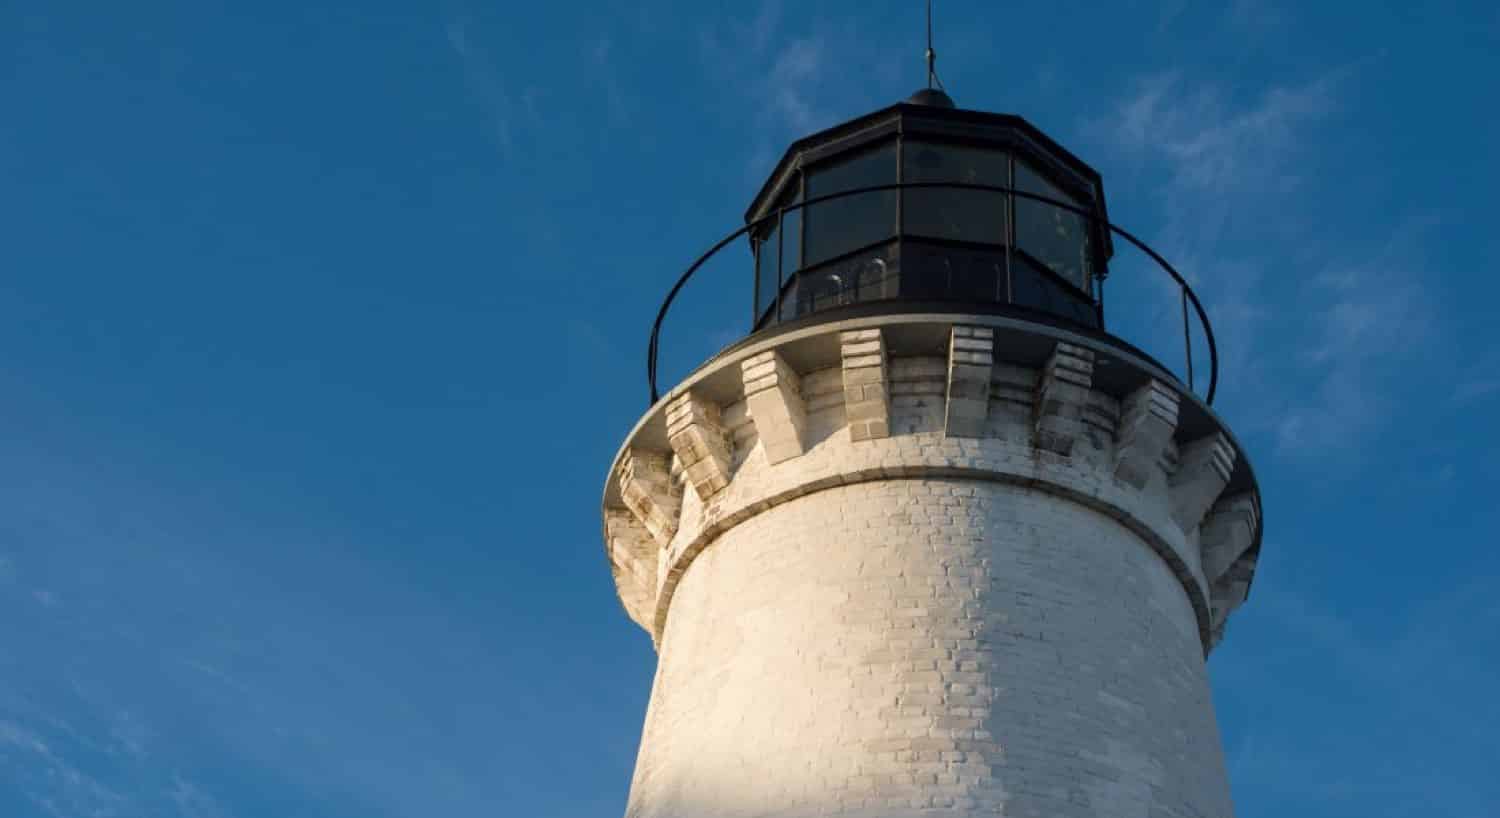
[601, 82, 1262, 818]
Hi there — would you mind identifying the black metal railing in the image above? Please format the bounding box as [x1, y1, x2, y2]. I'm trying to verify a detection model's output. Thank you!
[647, 182, 1218, 407]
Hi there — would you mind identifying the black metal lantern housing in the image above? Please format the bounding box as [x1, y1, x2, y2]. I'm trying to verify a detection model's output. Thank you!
[745, 92, 1113, 333]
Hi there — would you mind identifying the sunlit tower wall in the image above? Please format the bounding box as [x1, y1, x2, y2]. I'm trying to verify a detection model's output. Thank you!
[601, 89, 1263, 818]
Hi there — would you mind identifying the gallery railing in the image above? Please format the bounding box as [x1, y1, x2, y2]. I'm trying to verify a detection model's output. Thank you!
[647, 182, 1218, 408]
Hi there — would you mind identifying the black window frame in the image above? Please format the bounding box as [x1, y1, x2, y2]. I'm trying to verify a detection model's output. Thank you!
[801, 137, 900, 270]
[750, 126, 1108, 331]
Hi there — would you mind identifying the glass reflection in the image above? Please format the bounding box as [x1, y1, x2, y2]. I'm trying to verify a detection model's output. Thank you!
[805, 142, 897, 266]
[755, 219, 779, 317]
[754, 190, 801, 317]
[902, 142, 1008, 244]
[751, 134, 1101, 331]
[1015, 161, 1090, 289]
[787, 244, 899, 321]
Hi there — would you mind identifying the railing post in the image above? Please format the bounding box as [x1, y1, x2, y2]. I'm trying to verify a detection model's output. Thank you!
[751, 230, 761, 331]
[1004, 169, 1015, 307]
[1096, 275, 1106, 329]
[776, 208, 785, 325]
[1182, 287, 1194, 392]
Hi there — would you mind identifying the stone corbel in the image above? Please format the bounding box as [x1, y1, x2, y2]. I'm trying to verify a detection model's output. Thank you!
[1034, 342, 1095, 455]
[1200, 493, 1260, 582]
[945, 326, 995, 438]
[741, 350, 808, 464]
[1170, 433, 1237, 531]
[604, 508, 659, 631]
[1113, 380, 1180, 489]
[666, 392, 733, 500]
[1208, 556, 1255, 648]
[840, 329, 890, 442]
[617, 448, 681, 546]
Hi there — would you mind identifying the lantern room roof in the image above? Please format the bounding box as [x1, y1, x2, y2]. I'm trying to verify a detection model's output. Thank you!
[906, 87, 956, 108]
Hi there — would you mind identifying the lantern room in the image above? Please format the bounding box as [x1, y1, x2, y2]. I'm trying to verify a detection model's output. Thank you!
[745, 90, 1113, 332]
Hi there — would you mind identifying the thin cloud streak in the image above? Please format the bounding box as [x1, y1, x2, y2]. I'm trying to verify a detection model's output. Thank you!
[1452, 377, 1500, 404]
[0, 718, 129, 817]
[1105, 67, 1344, 249]
[1276, 237, 1436, 455]
[592, 36, 631, 128]
[170, 775, 236, 818]
[698, 1, 832, 182]
[1219, 575, 1500, 817]
[445, 19, 517, 159]
[1451, 346, 1500, 405]
[1089, 61, 1443, 458]
[697, 0, 903, 185]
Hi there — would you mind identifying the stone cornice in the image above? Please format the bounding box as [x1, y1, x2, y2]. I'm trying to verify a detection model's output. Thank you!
[601, 316, 1263, 655]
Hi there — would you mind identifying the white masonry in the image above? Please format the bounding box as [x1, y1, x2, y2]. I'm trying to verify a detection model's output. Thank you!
[604, 315, 1261, 818]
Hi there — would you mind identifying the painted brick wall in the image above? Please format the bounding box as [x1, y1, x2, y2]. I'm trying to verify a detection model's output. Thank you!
[626, 478, 1234, 818]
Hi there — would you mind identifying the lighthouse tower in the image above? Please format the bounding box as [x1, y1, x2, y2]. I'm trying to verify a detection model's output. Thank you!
[601, 85, 1262, 818]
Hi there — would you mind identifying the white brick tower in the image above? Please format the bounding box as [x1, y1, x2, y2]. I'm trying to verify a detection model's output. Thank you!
[603, 91, 1262, 818]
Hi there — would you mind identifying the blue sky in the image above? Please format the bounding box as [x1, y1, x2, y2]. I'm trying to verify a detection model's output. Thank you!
[2, 1, 1498, 816]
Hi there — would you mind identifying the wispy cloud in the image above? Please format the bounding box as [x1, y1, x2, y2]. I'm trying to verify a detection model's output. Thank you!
[1451, 346, 1500, 406]
[698, 1, 829, 180]
[1453, 377, 1500, 405]
[1105, 67, 1342, 247]
[180, 658, 256, 698]
[1219, 573, 1500, 816]
[0, 718, 128, 817]
[170, 775, 235, 818]
[109, 709, 151, 761]
[763, 37, 826, 134]
[1089, 61, 1444, 458]
[1155, 0, 1189, 34]
[697, 0, 903, 184]
[0, 435, 532, 818]
[591, 36, 630, 128]
[1095, 67, 1342, 367]
[1275, 230, 1437, 454]
[2, 661, 230, 817]
[445, 19, 521, 159]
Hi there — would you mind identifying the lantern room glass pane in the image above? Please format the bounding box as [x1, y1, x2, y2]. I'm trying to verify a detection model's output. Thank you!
[782, 205, 802, 273]
[1015, 161, 1091, 290]
[1012, 263, 1099, 327]
[788, 244, 899, 320]
[755, 222, 780, 318]
[805, 141, 897, 267]
[902, 141, 1008, 244]
[754, 187, 801, 319]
